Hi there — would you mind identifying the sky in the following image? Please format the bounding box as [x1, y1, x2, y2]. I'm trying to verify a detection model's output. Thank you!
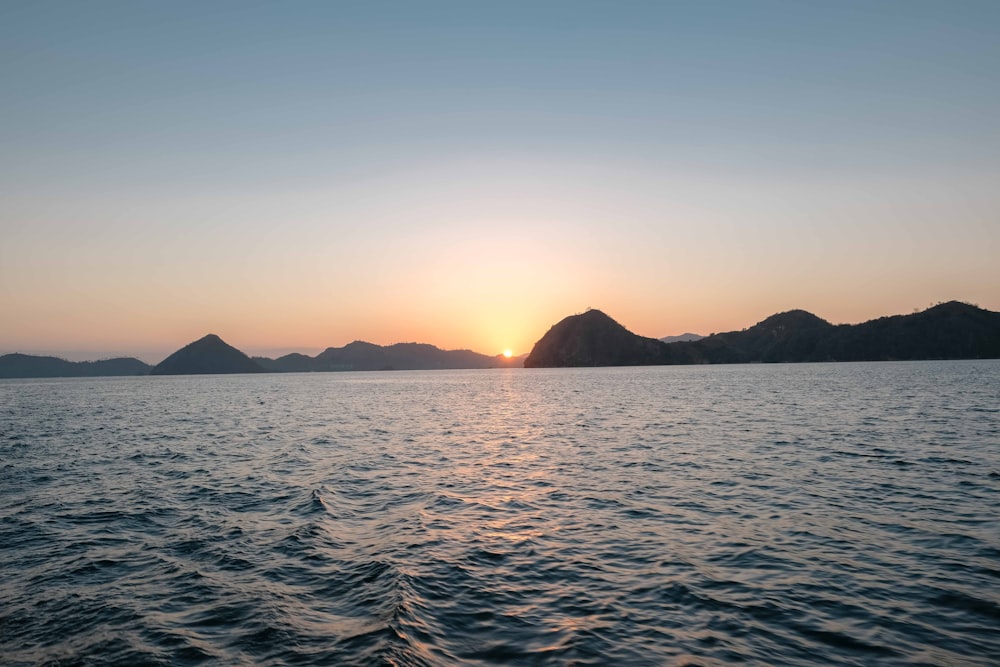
[2, 1, 999, 362]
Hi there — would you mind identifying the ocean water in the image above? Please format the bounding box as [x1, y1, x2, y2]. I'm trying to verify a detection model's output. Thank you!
[1, 362, 999, 666]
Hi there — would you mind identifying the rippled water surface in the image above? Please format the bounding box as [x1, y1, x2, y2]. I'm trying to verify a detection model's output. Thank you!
[2, 362, 999, 666]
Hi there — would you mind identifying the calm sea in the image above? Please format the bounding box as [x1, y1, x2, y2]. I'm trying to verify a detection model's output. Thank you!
[2, 362, 998, 666]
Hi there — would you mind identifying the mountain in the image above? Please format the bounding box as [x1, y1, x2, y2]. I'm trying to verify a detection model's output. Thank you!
[0, 354, 151, 378]
[253, 352, 316, 373]
[9, 301, 993, 376]
[660, 333, 704, 343]
[687, 309, 836, 363]
[691, 302, 1000, 363]
[150, 334, 265, 375]
[1, 336, 521, 378]
[525, 302, 1000, 367]
[524, 309, 694, 367]
[257, 341, 522, 372]
[818, 300, 1000, 361]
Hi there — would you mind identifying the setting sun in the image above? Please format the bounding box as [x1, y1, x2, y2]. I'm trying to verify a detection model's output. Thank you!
[503, 349, 513, 358]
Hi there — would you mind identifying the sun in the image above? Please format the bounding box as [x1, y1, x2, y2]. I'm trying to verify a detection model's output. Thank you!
[503, 349, 513, 358]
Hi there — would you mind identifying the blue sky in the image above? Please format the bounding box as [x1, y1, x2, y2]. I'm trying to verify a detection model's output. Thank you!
[2, 1, 999, 360]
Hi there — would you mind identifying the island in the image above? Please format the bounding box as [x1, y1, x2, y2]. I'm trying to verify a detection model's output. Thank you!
[3, 301, 997, 377]
[0, 354, 151, 379]
[150, 334, 266, 375]
[524, 301, 1000, 367]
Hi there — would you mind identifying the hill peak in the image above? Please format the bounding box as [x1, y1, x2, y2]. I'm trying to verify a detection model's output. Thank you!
[151, 334, 264, 375]
[754, 310, 832, 331]
[922, 300, 986, 316]
[577, 308, 619, 323]
[524, 309, 672, 367]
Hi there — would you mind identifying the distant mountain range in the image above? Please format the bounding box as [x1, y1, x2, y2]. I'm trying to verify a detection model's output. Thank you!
[0, 337, 524, 377]
[660, 333, 704, 343]
[524, 301, 1000, 367]
[3, 301, 997, 377]
[255, 341, 522, 373]
[0, 354, 151, 379]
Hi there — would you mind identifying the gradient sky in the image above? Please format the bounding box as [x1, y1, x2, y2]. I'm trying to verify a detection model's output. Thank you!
[2, 1, 999, 362]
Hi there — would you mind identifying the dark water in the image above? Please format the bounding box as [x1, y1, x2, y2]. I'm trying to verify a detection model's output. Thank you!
[2, 362, 999, 666]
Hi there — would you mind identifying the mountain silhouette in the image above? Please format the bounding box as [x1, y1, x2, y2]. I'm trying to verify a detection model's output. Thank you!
[815, 300, 1000, 361]
[150, 334, 265, 375]
[524, 309, 684, 367]
[659, 333, 703, 343]
[525, 302, 1000, 367]
[689, 309, 836, 363]
[6, 301, 996, 377]
[254, 352, 317, 373]
[0, 354, 151, 378]
[257, 341, 521, 372]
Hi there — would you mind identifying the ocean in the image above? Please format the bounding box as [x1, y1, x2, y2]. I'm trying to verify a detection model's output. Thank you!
[2, 362, 998, 666]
